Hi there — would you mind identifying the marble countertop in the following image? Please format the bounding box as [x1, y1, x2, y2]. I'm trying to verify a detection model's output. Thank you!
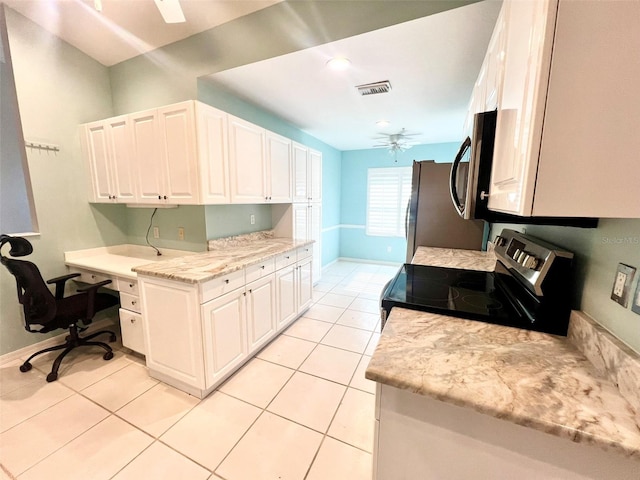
[411, 245, 496, 271]
[132, 237, 312, 284]
[366, 308, 640, 460]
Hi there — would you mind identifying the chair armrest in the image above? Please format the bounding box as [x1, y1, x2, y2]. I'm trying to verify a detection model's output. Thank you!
[46, 273, 81, 299]
[76, 279, 113, 321]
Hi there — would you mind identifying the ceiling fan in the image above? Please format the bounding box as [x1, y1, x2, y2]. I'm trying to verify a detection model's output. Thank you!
[373, 128, 421, 161]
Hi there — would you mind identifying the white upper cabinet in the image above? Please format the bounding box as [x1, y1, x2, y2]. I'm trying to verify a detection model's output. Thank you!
[265, 131, 292, 203]
[228, 115, 267, 203]
[157, 102, 199, 205]
[292, 143, 322, 203]
[196, 103, 230, 204]
[487, 0, 640, 218]
[81, 101, 322, 209]
[81, 115, 136, 203]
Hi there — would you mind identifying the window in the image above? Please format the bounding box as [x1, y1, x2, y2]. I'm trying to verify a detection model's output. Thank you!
[366, 166, 412, 237]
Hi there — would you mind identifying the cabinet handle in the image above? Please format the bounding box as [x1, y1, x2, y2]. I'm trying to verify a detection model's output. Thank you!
[91, 274, 96, 279]
[129, 283, 134, 288]
[285, 256, 290, 259]
[224, 279, 230, 284]
[249, 289, 252, 293]
[158, 195, 162, 200]
[131, 300, 137, 306]
[130, 318, 136, 324]
[261, 265, 265, 269]
[163, 195, 167, 200]
[243, 292, 246, 296]
[480, 191, 490, 200]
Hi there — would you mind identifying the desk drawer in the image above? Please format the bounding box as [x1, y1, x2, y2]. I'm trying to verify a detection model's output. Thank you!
[120, 292, 141, 314]
[275, 251, 296, 270]
[119, 309, 145, 355]
[245, 258, 276, 283]
[200, 269, 245, 304]
[117, 278, 139, 295]
[73, 269, 113, 286]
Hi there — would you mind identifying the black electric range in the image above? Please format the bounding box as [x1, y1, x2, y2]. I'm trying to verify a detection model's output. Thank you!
[381, 229, 574, 336]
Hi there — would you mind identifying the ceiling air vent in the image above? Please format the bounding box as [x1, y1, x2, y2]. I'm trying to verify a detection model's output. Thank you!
[356, 81, 392, 96]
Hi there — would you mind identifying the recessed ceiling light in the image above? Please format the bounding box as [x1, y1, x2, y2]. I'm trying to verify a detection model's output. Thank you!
[376, 120, 390, 128]
[326, 57, 351, 71]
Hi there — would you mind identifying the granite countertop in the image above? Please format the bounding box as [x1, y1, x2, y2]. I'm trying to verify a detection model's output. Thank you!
[366, 308, 640, 460]
[132, 235, 312, 284]
[411, 245, 496, 271]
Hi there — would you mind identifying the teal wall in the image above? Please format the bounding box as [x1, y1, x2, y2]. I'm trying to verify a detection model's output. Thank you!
[489, 220, 640, 353]
[339, 142, 460, 262]
[205, 204, 273, 240]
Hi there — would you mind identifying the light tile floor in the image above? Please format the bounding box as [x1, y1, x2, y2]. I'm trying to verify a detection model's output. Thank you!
[0, 260, 399, 480]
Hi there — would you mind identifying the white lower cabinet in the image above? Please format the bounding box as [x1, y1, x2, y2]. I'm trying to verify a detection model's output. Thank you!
[141, 278, 205, 390]
[246, 274, 276, 353]
[202, 287, 247, 388]
[140, 245, 313, 398]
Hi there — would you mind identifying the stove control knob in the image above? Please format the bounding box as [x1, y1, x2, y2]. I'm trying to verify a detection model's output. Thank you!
[517, 251, 528, 264]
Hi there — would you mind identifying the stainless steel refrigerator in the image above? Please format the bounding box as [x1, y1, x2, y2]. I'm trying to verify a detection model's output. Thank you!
[405, 160, 485, 262]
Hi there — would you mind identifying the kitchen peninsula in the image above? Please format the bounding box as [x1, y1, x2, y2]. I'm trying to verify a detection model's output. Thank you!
[66, 231, 314, 399]
[367, 247, 640, 479]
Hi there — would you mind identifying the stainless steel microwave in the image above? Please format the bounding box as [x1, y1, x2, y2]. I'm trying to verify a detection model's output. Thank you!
[449, 110, 497, 220]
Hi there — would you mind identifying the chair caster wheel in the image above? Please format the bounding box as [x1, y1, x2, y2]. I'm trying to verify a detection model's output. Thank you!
[20, 362, 32, 373]
[109, 334, 117, 342]
[46, 372, 58, 382]
[103, 351, 114, 361]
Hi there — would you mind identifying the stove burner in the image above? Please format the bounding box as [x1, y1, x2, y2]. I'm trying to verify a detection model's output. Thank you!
[461, 294, 504, 312]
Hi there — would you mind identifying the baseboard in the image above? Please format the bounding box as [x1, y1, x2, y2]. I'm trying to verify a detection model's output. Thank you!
[0, 317, 118, 366]
[335, 256, 402, 267]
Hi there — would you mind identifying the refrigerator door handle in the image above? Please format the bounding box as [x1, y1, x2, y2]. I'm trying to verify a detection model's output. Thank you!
[404, 200, 411, 239]
[449, 136, 471, 218]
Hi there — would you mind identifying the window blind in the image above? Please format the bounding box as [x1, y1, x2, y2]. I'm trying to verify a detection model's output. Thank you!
[366, 166, 412, 237]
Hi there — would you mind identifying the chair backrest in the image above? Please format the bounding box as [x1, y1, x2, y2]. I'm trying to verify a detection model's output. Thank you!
[0, 235, 57, 328]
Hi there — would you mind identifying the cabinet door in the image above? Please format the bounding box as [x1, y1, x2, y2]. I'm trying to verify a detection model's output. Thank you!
[297, 258, 313, 314]
[309, 149, 322, 202]
[276, 265, 297, 331]
[292, 142, 309, 202]
[158, 102, 199, 205]
[310, 204, 322, 284]
[141, 278, 204, 389]
[83, 121, 114, 203]
[106, 115, 136, 203]
[132, 109, 165, 203]
[202, 288, 247, 388]
[246, 275, 276, 354]
[266, 131, 292, 203]
[488, 0, 556, 215]
[293, 203, 310, 241]
[196, 103, 230, 204]
[228, 115, 266, 203]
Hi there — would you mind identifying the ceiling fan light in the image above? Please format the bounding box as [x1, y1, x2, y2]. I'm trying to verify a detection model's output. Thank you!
[326, 57, 351, 71]
[376, 120, 390, 128]
[154, 0, 186, 24]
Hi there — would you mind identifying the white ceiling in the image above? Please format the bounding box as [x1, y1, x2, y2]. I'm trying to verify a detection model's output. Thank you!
[4, 0, 501, 151]
[206, 1, 501, 151]
[5, 0, 281, 66]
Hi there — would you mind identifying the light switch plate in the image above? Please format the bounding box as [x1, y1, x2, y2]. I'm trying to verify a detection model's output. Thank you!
[611, 263, 636, 307]
[632, 279, 640, 316]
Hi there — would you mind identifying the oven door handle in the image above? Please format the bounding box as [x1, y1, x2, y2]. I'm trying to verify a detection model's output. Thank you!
[449, 136, 471, 218]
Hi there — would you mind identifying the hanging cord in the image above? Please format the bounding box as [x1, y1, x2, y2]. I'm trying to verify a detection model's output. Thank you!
[145, 208, 162, 256]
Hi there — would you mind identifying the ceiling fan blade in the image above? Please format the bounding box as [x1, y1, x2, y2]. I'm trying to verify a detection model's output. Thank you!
[154, 0, 186, 23]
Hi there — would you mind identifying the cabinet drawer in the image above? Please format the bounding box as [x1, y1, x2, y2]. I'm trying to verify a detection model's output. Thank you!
[120, 292, 141, 314]
[119, 308, 145, 355]
[245, 258, 276, 284]
[200, 269, 245, 304]
[117, 278, 139, 295]
[297, 245, 313, 260]
[74, 269, 113, 286]
[275, 251, 296, 270]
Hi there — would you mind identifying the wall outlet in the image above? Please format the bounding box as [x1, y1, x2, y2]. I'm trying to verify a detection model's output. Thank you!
[611, 263, 636, 307]
[153, 226, 159, 239]
[250, 214, 255, 225]
[387, 246, 392, 252]
[178, 227, 185, 240]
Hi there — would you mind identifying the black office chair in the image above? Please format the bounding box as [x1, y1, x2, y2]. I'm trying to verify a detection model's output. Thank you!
[0, 234, 119, 382]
